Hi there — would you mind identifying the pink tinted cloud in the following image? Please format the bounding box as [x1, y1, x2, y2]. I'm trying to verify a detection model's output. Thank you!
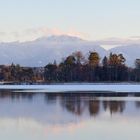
[0, 27, 88, 42]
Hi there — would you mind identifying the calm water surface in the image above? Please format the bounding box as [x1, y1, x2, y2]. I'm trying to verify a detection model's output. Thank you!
[0, 90, 140, 140]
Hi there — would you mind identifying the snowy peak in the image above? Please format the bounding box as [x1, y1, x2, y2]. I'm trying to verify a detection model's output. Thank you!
[35, 35, 84, 44]
[0, 35, 106, 67]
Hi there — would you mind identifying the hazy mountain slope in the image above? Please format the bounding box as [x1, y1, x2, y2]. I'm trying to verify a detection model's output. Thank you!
[0, 35, 139, 67]
[0, 35, 107, 67]
[109, 44, 140, 67]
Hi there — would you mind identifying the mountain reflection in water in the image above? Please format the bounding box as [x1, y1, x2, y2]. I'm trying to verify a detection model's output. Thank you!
[0, 90, 140, 140]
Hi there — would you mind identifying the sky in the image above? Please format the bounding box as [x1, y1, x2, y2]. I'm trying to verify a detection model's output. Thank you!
[0, 0, 140, 47]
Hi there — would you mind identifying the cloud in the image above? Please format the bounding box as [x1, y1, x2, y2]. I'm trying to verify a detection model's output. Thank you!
[0, 32, 7, 36]
[94, 37, 140, 46]
[0, 27, 140, 47]
[2, 27, 88, 42]
[130, 36, 140, 39]
[30, 27, 87, 38]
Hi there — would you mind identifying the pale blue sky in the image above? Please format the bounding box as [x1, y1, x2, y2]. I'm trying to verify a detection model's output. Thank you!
[0, 0, 140, 42]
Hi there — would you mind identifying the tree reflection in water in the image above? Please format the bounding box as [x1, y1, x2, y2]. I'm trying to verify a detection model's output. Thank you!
[89, 100, 100, 116]
[1, 90, 140, 117]
[103, 101, 125, 115]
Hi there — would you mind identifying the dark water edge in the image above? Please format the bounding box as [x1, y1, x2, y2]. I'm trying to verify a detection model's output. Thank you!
[8, 90, 140, 97]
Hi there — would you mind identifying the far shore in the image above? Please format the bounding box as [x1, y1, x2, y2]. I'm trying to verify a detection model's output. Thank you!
[1, 81, 140, 85]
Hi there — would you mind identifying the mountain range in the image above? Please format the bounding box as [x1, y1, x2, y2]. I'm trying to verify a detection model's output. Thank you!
[0, 35, 139, 67]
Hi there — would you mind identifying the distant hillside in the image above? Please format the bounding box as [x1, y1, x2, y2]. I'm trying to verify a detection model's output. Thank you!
[0, 35, 139, 67]
[109, 44, 140, 67]
[0, 35, 107, 67]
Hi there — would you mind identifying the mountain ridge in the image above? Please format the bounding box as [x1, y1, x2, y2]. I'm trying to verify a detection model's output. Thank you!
[0, 35, 139, 67]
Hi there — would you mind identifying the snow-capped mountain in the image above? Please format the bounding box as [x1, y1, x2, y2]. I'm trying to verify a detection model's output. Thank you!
[0, 35, 107, 67]
[0, 35, 139, 67]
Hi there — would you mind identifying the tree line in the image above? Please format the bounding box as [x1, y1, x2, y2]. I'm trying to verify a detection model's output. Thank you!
[44, 51, 140, 82]
[0, 51, 140, 83]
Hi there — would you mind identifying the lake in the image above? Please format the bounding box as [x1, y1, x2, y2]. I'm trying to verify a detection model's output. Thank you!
[0, 88, 140, 140]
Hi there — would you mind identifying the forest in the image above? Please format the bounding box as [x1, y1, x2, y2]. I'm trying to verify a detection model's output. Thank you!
[0, 51, 140, 83]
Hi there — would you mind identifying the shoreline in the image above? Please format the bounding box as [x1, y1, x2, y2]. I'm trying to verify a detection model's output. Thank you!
[0, 83, 140, 93]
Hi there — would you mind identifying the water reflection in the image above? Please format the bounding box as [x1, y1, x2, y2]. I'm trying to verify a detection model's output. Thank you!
[103, 100, 125, 114]
[0, 90, 140, 140]
[0, 90, 140, 117]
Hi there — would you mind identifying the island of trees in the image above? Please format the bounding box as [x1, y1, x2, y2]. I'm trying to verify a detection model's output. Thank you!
[0, 51, 140, 83]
